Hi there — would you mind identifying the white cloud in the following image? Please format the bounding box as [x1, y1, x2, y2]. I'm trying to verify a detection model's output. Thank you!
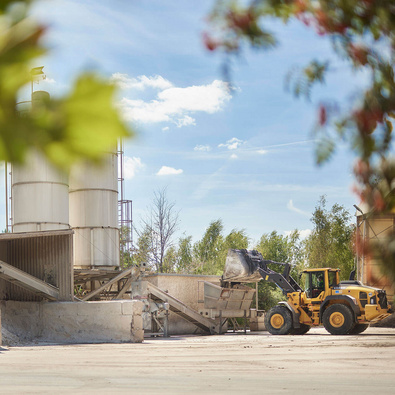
[156, 166, 183, 176]
[257, 149, 267, 155]
[287, 200, 310, 217]
[162, 126, 170, 131]
[218, 137, 243, 150]
[122, 156, 144, 179]
[230, 154, 238, 160]
[299, 229, 312, 239]
[44, 78, 56, 84]
[111, 73, 173, 91]
[176, 115, 196, 128]
[194, 145, 211, 152]
[285, 229, 312, 240]
[116, 77, 231, 127]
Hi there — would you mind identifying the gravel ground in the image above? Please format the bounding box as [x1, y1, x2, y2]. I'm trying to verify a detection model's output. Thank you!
[1, 327, 395, 394]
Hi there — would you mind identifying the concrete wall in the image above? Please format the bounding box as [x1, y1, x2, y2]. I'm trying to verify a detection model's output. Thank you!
[0, 300, 143, 346]
[138, 274, 221, 335]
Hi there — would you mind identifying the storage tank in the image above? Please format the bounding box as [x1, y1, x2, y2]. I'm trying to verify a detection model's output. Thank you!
[12, 91, 70, 232]
[69, 151, 120, 269]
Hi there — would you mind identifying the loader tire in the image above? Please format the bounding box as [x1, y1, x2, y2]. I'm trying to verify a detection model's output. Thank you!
[290, 324, 310, 335]
[322, 304, 355, 335]
[349, 323, 369, 335]
[265, 306, 293, 335]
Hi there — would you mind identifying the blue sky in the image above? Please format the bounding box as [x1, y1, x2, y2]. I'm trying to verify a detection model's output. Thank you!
[4, 0, 365, 244]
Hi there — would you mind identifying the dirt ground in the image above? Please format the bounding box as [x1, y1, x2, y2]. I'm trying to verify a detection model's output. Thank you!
[1, 327, 395, 394]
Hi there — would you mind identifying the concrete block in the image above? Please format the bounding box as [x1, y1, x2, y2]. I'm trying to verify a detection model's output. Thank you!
[131, 314, 143, 340]
[42, 300, 143, 343]
[1, 300, 144, 345]
[76, 300, 122, 316]
[42, 301, 74, 317]
[250, 310, 265, 331]
[132, 315, 143, 330]
[122, 300, 136, 315]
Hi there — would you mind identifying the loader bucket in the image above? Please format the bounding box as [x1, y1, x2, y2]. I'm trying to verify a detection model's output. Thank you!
[222, 249, 262, 283]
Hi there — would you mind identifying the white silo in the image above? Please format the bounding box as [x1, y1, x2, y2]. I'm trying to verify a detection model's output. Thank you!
[69, 151, 120, 269]
[12, 91, 70, 232]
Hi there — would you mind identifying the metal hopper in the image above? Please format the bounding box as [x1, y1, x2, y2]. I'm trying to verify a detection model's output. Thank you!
[203, 282, 255, 311]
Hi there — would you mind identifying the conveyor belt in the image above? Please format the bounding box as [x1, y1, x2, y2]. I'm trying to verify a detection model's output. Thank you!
[0, 260, 59, 300]
[146, 282, 219, 334]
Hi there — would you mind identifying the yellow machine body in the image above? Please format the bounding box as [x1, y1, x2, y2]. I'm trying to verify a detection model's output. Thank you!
[286, 268, 391, 328]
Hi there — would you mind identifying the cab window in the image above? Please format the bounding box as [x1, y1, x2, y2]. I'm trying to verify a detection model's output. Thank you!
[328, 271, 337, 288]
[304, 271, 325, 298]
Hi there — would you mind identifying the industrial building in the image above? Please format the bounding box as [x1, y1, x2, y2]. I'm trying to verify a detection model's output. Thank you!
[1, 82, 391, 346]
[0, 82, 257, 345]
[0, 87, 145, 345]
[355, 206, 395, 301]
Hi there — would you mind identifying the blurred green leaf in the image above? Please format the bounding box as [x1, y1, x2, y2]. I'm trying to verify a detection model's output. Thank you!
[0, 0, 133, 169]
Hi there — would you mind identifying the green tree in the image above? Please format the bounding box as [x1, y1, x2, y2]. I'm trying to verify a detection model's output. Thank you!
[0, 1, 131, 169]
[193, 220, 249, 275]
[254, 230, 303, 311]
[175, 235, 193, 273]
[218, 228, 249, 266]
[162, 245, 178, 273]
[256, 231, 293, 263]
[193, 219, 225, 274]
[304, 196, 355, 280]
[133, 225, 152, 268]
[205, 0, 395, 281]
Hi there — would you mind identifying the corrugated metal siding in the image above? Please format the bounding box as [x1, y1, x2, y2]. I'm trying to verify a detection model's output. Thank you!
[0, 230, 73, 301]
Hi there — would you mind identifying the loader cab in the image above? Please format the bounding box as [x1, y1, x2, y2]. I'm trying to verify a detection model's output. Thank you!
[302, 269, 340, 300]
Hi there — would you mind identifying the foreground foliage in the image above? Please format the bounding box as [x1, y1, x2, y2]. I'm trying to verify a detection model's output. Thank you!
[205, 0, 395, 281]
[0, 0, 131, 169]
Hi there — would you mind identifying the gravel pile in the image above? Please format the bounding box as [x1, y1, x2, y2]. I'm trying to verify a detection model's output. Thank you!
[1, 326, 22, 346]
[371, 312, 395, 327]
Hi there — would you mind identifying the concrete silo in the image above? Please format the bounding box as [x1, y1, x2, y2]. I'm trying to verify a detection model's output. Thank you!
[12, 85, 120, 270]
[11, 91, 69, 233]
[69, 151, 120, 269]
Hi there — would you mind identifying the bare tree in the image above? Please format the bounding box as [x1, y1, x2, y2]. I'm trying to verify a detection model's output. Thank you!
[137, 188, 179, 273]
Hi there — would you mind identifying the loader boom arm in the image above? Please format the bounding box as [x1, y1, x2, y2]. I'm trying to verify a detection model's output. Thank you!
[223, 249, 303, 295]
[256, 261, 302, 294]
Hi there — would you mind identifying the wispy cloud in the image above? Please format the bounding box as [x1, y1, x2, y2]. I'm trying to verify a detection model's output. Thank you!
[193, 176, 348, 201]
[194, 145, 211, 152]
[111, 73, 173, 91]
[287, 200, 310, 217]
[218, 137, 243, 150]
[123, 156, 144, 179]
[261, 140, 315, 150]
[191, 140, 309, 161]
[193, 166, 227, 200]
[114, 74, 232, 128]
[156, 166, 183, 176]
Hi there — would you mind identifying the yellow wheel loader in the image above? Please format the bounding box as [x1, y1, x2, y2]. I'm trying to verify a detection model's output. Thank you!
[222, 249, 393, 335]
